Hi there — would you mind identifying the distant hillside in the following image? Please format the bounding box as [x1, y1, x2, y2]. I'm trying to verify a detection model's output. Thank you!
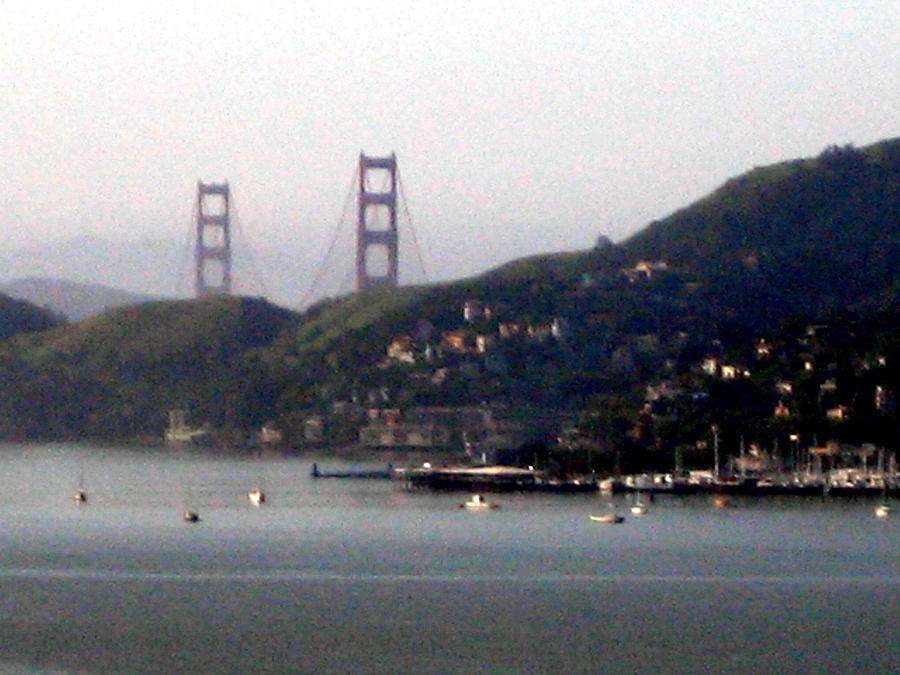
[0, 138, 898, 442]
[0, 278, 160, 321]
[0, 234, 365, 310]
[0, 296, 299, 438]
[0, 293, 63, 340]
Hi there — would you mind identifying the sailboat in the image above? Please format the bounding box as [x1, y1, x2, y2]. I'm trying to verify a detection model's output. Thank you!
[461, 494, 499, 510]
[73, 474, 87, 505]
[874, 448, 892, 518]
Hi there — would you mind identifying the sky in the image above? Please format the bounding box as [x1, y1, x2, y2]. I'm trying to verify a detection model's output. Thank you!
[1, 0, 897, 297]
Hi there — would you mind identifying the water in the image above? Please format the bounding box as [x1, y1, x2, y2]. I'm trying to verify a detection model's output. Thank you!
[0, 443, 896, 674]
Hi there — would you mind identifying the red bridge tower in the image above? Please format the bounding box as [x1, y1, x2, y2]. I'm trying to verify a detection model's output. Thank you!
[195, 181, 232, 297]
[356, 153, 398, 291]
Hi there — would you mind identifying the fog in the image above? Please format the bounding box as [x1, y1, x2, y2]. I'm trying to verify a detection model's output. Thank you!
[1, 1, 897, 304]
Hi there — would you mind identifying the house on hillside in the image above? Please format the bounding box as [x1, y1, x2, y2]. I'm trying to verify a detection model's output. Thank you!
[646, 381, 682, 402]
[498, 322, 523, 338]
[463, 300, 492, 324]
[550, 317, 571, 339]
[442, 330, 475, 353]
[475, 334, 495, 354]
[775, 381, 794, 396]
[259, 422, 284, 444]
[701, 356, 720, 376]
[773, 401, 791, 418]
[720, 364, 750, 379]
[526, 324, 552, 341]
[826, 405, 850, 421]
[357, 406, 500, 451]
[622, 260, 670, 283]
[386, 335, 416, 364]
[819, 378, 837, 394]
[755, 339, 774, 358]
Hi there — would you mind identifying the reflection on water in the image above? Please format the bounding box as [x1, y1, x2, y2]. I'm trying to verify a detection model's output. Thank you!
[0, 443, 897, 674]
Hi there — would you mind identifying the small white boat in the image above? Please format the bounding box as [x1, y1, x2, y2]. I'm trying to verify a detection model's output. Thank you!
[248, 488, 266, 506]
[590, 513, 625, 524]
[183, 510, 201, 523]
[630, 503, 648, 516]
[874, 504, 891, 518]
[73, 490, 87, 505]
[461, 494, 499, 510]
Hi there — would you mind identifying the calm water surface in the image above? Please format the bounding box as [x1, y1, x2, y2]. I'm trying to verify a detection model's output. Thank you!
[0, 443, 896, 674]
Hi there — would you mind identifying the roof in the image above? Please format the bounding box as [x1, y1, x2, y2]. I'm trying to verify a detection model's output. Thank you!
[429, 465, 537, 477]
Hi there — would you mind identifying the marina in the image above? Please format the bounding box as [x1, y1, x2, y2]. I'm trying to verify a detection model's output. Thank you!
[606, 469, 900, 499]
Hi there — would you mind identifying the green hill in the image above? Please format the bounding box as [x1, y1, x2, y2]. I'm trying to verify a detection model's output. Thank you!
[617, 140, 900, 317]
[0, 296, 299, 438]
[0, 138, 897, 442]
[0, 293, 63, 340]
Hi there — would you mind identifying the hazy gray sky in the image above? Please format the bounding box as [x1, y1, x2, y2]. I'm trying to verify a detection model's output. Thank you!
[2, 0, 897, 287]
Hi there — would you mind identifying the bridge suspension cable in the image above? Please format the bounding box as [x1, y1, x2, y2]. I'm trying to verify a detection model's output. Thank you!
[300, 166, 359, 307]
[396, 166, 429, 285]
[229, 197, 270, 299]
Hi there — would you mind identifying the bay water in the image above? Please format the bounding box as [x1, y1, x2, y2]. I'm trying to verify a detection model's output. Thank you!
[0, 443, 896, 674]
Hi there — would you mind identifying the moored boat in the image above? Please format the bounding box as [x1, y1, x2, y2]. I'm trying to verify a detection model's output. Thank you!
[589, 513, 624, 524]
[461, 494, 499, 510]
[713, 495, 732, 509]
[630, 502, 648, 516]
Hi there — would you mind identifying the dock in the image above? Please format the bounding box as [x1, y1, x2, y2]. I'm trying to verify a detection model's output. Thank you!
[310, 463, 394, 479]
[403, 465, 597, 493]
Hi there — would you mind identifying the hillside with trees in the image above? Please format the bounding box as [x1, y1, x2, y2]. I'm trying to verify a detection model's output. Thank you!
[0, 297, 298, 438]
[0, 138, 897, 462]
[0, 293, 63, 340]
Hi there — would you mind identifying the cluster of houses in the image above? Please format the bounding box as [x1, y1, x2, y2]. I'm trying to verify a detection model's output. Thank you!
[247, 256, 896, 473]
[638, 320, 896, 471]
[383, 300, 571, 369]
[693, 325, 893, 425]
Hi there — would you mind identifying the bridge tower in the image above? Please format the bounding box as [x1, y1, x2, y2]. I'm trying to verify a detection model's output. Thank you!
[195, 181, 232, 297]
[356, 153, 398, 291]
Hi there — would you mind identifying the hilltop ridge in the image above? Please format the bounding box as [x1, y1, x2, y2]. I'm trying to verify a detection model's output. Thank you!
[0, 277, 160, 321]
